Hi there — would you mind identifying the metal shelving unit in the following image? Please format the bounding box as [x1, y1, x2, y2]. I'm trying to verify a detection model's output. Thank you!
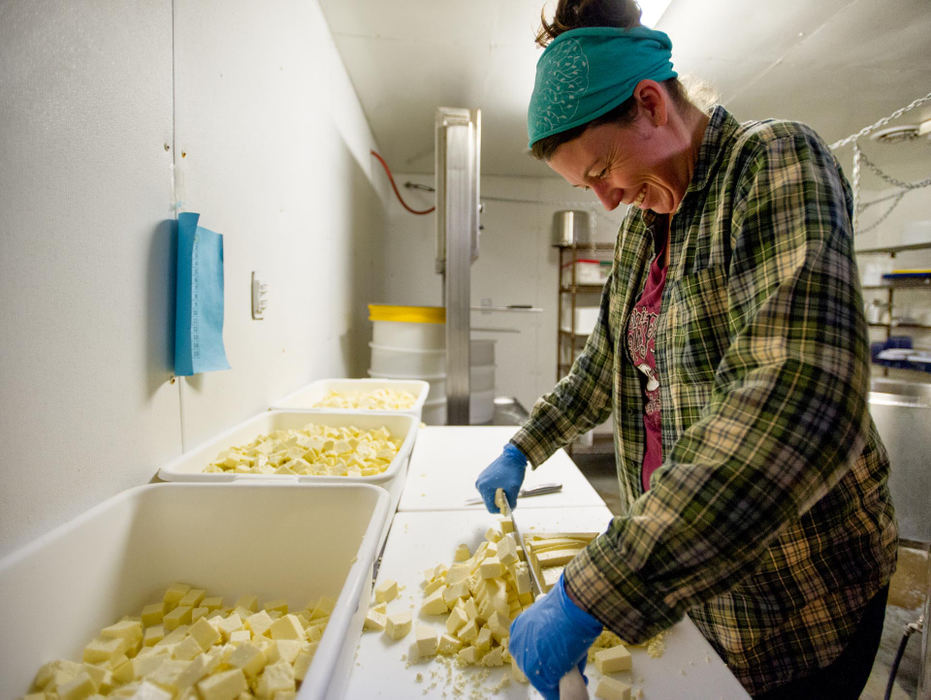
[555, 242, 613, 380]
[856, 240, 931, 375]
[555, 242, 614, 455]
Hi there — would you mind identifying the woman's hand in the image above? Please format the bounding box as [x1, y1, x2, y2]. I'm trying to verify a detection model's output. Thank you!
[509, 574, 603, 699]
[474, 443, 527, 513]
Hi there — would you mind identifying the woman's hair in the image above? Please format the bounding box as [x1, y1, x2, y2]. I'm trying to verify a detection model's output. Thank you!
[535, 0, 642, 46]
[530, 0, 689, 161]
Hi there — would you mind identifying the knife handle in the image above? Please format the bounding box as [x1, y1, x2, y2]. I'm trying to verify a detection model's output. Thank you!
[559, 667, 588, 699]
[494, 488, 511, 518]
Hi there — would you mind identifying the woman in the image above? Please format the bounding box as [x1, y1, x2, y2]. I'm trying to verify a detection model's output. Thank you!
[474, 1, 897, 698]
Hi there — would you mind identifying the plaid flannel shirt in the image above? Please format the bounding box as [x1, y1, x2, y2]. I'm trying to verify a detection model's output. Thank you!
[511, 106, 897, 695]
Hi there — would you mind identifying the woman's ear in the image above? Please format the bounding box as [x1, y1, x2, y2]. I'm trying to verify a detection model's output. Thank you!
[633, 80, 668, 127]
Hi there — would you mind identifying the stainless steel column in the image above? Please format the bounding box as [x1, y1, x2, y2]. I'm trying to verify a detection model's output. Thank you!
[435, 107, 480, 425]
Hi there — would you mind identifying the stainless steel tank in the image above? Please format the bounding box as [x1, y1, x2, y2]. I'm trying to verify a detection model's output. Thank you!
[869, 378, 931, 543]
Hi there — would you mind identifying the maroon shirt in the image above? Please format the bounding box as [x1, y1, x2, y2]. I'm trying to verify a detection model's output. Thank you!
[626, 232, 668, 491]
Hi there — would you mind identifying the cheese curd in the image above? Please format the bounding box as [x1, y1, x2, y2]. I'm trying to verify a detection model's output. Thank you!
[24, 584, 332, 700]
[366, 524, 535, 676]
[205, 423, 402, 477]
[309, 388, 417, 411]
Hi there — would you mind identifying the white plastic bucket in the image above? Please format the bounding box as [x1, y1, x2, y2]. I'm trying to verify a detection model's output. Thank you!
[422, 392, 493, 425]
[421, 398, 447, 425]
[369, 343, 446, 376]
[471, 338, 495, 366]
[371, 320, 445, 350]
[471, 364, 495, 393]
[470, 389, 495, 424]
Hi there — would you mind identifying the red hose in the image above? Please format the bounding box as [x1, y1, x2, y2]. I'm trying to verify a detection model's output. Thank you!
[370, 150, 436, 215]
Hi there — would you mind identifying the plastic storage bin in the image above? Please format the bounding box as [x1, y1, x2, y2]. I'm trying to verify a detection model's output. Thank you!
[563, 259, 610, 285]
[561, 306, 600, 336]
[270, 378, 429, 420]
[0, 482, 389, 700]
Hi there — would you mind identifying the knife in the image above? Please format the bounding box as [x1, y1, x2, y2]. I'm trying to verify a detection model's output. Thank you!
[496, 489, 589, 700]
[465, 481, 562, 505]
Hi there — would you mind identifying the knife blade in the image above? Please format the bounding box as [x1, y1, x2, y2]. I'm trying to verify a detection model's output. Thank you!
[495, 489, 588, 700]
[465, 481, 562, 505]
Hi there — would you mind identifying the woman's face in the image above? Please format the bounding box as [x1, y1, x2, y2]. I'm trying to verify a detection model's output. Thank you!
[547, 115, 688, 215]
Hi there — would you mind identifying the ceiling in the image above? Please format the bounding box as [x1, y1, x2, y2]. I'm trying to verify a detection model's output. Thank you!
[319, 0, 931, 187]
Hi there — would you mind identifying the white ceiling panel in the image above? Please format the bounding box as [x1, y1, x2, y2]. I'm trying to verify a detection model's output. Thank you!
[319, 0, 931, 177]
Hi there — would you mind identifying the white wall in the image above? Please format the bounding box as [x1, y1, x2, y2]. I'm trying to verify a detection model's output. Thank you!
[382, 172, 624, 411]
[0, 0, 389, 558]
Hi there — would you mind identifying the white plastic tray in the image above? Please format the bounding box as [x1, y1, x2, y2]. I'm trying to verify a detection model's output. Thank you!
[158, 410, 416, 488]
[157, 410, 417, 549]
[270, 378, 429, 420]
[0, 483, 389, 700]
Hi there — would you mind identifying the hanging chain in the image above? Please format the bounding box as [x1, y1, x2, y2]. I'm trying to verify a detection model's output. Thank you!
[852, 142, 862, 235]
[851, 147, 931, 235]
[856, 191, 907, 235]
[836, 92, 931, 238]
[859, 150, 931, 191]
[860, 191, 909, 211]
[830, 92, 931, 150]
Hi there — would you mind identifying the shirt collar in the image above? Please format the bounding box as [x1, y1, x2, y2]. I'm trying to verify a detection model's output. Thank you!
[685, 105, 740, 197]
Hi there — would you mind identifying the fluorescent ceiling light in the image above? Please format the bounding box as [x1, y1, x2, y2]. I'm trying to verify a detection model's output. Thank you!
[639, 0, 673, 27]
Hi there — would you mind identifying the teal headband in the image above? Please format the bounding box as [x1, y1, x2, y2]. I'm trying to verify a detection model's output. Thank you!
[527, 26, 677, 148]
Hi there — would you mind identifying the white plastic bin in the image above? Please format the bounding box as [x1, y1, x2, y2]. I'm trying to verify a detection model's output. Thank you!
[561, 306, 600, 336]
[270, 378, 429, 421]
[0, 483, 389, 700]
[564, 259, 610, 285]
[157, 410, 417, 548]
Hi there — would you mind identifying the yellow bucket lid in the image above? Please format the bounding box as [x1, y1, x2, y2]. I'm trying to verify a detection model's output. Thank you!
[368, 304, 446, 324]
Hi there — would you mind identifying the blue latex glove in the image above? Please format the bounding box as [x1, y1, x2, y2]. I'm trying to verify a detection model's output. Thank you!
[509, 574, 603, 700]
[474, 443, 527, 513]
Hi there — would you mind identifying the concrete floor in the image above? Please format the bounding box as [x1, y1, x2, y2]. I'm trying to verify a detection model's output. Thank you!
[572, 451, 928, 699]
